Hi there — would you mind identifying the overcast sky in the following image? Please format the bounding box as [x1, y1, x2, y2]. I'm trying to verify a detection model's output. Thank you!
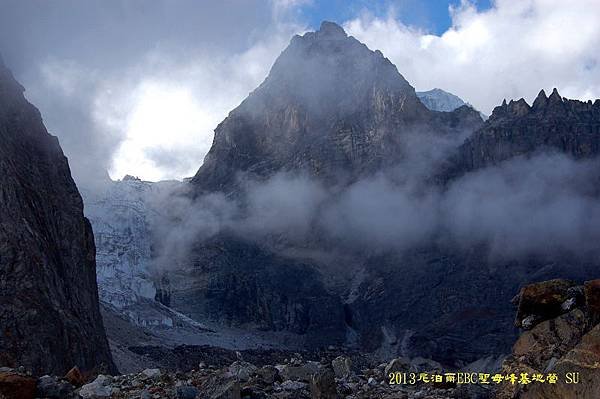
[0, 0, 599, 182]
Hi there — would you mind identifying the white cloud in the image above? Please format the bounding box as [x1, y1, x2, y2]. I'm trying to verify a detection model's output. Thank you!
[344, 0, 600, 114]
[105, 28, 299, 181]
[26, 2, 600, 182]
[35, 23, 302, 182]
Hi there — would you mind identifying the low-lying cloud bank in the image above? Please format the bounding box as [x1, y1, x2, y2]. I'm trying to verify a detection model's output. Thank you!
[149, 152, 600, 271]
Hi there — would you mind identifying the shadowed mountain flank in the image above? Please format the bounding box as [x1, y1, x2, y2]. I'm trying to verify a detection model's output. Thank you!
[0, 58, 115, 375]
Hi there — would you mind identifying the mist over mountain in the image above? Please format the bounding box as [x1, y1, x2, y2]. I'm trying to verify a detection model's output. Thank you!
[104, 22, 600, 366]
[1, 3, 600, 397]
[192, 21, 483, 194]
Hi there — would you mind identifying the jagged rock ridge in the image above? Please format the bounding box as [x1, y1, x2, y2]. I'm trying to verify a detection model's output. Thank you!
[455, 88, 600, 173]
[0, 59, 115, 375]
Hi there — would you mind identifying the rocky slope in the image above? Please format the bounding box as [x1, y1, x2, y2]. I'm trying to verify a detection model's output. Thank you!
[0, 59, 115, 374]
[4, 277, 596, 398]
[0, 347, 492, 399]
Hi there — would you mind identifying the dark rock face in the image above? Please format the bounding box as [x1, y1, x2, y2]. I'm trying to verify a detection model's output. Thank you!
[0, 60, 115, 374]
[450, 89, 600, 176]
[168, 235, 346, 347]
[192, 21, 482, 193]
[341, 248, 599, 365]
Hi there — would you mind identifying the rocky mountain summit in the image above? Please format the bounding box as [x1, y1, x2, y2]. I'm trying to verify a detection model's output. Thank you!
[192, 21, 483, 193]
[0, 59, 115, 374]
[158, 21, 486, 360]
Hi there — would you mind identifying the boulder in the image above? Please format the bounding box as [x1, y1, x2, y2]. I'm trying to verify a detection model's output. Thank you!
[280, 380, 307, 391]
[310, 368, 337, 399]
[331, 356, 352, 379]
[514, 279, 577, 328]
[512, 309, 588, 369]
[198, 372, 241, 399]
[279, 362, 320, 382]
[384, 357, 411, 377]
[0, 372, 36, 399]
[584, 279, 600, 318]
[520, 323, 600, 399]
[36, 375, 74, 398]
[255, 365, 279, 384]
[64, 366, 86, 387]
[228, 361, 257, 382]
[141, 368, 161, 379]
[78, 375, 113, 398]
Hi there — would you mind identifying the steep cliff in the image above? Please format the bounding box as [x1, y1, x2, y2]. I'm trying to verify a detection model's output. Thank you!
[0, 59, 115, 375]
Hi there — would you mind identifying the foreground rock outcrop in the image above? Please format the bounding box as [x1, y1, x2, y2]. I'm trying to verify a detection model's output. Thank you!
[0, 58, 115, 374]
[498, 278, 600, 399]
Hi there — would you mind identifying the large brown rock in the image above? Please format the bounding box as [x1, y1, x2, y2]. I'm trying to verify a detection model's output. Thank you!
[520, 323, 600, 399]
[584, 279, 600, 318]
[512, 309, 589, 369]
[0, 372, 36, 399]
[495, 358, 538, 399]
[64, 366, 86, 387]
[0, 59, 115, 374]
[310, 368, 337, 399]
[514, 279, 577, 328]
